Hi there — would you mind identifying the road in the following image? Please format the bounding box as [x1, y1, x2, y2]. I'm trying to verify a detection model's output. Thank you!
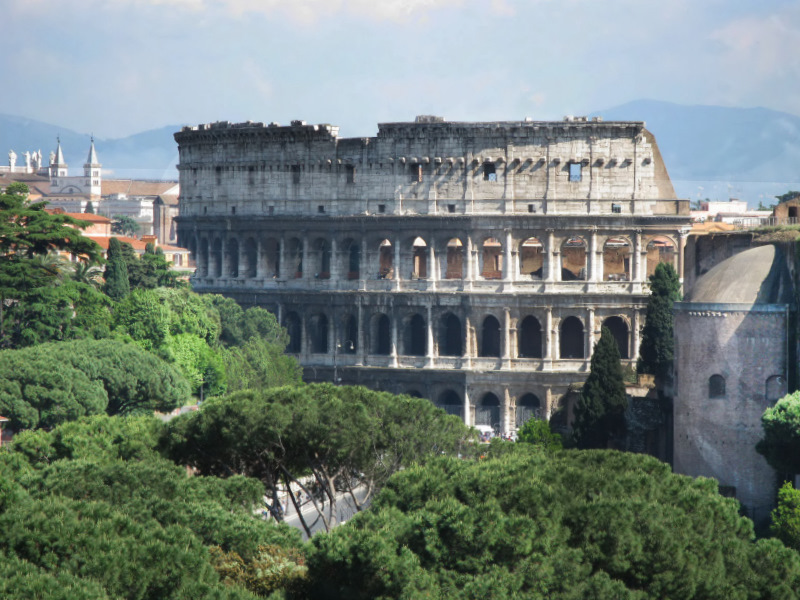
[282, 486, 370, 539]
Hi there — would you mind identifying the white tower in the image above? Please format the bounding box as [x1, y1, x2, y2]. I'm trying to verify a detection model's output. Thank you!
[50, 137, 68, 187]
[83, 136, 102, 197]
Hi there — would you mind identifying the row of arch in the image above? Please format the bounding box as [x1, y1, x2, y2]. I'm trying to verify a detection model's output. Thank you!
[424, 390, 543, 429]
[187, 232, 677, 282]
[282, 310, 631, 360]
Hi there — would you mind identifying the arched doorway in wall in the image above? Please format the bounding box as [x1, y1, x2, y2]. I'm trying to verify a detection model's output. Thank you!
[445, 238, 464, 279]
[439, 313, 463, 356]
[561, 236, 586, 281]
[344, 238, 360, 280]
[243, 237, 257, 278]
[603, 237, 631, 281]
[476, 392, 501, 430]
[342, 314, 357, 353]
[371, 313, 391, 355]
[308, 313, 329, 354]
[412, 237, 428, 279]
[404, 313, 426, 356]
[379, 239, 393, 279]
[481, 237, 503, 279]
[211, 238, 222, 278]
[515, 393, 542, 428]
[601, 316, 629, 359]
[480, 315, 501, 357]
[288, 238, 303, 278]
[437, 389, 463, 418]
[198, 237, 209, 276]
[646, 236, 677, 278]
[263, 238, 280, 278]
[519, 237, 544, 279]
[560, 316, 584, 359]
[226, 238, 239, 278]
[518, 315, 543, 358]
[284, 312, 301, 353]
[313, 238, 331, 279]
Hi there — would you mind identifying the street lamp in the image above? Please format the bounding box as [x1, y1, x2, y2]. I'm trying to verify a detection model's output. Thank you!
[333, 340, 355, 384]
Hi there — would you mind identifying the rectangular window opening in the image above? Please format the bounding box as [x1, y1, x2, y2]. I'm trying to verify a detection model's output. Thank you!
[268, 205, 275, 215]
[528, 204, 535, 213]
[291, 165, 301, 184]
[484, 163, 497, 181]
[345, 165, 356, 184]
[231, 206, 236, 215]
[318, 205, 325, 214]
[409, 164, 422, 183]
[611, 203, 622, 214]
[447, 204, 456, 213]
[569, 162, 582, 182]
[378, 204, 386, 214]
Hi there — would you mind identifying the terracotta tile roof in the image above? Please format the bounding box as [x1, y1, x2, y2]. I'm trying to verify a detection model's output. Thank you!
[61, 213, 112, 223]
[86, 235, 149, 252]
[102, 179, 178, 197]
[160, 243, 190, 253]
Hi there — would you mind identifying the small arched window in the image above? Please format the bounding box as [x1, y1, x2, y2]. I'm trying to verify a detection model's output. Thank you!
[709, 374, 726, 399]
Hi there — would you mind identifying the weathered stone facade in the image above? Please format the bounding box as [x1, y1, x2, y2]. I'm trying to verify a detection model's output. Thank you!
[175, 116, 690, 433]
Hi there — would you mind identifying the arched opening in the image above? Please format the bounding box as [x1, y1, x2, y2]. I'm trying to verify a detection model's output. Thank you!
[313, 238, 331, 279]
[404, 314, 426, 356]
[211, 238, 222, 278]
[226, 238, 239, 278]
[243, 237, 257, 278]
[371, 313, 391, 355]
[284, 312, 301, 353]
[342, 314, 357, 354]
[480, 315, 501, 358]
[601, 316, 629, 359]
[603, 237, 631, 281]
[445, 238, 464, 279]
[709, 374, 726, 398]
[288, 238, 303, 278]
[263, 238, 280, 278]
[646, 236, 677, 278]
[198, 237, 209, 276]
[439, 313, 463, 356]
[766, 375, 785, 403]
[561, 237, 586, 281]
[187, 238, 197, 270]
[379, 239, 393, 279]
[412, 237, 428, 279]
[344, 239, 360, 280]
[476, 393, 501, 429]
[406, 390, 423, 398]
[518, 316, 543, 358]
[308, 313, 329, 354]
[519, 237, 544, 279]
[560, 316, 584, 359]
[481, 237, 503, 279]
[437, 390, 463, 418]
[515, 393, 542, 428]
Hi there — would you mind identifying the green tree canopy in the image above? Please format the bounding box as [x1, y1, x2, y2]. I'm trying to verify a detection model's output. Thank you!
[757, 390, 800, 476]
[637, 262, 681, 382]
[516, 418, 563, 452]
[110, 214, 140, 237]
[772, 481, 800, 552]
[307, 448, 800, 599]
[103, 237, 130, 301]
[573, 326, 628, 449]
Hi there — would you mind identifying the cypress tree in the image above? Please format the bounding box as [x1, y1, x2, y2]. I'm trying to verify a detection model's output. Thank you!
[103, 237, 130, 301]
[637, 262, 681, 381]
[573, 326, 628, 449]
[85, 201, 95, 214]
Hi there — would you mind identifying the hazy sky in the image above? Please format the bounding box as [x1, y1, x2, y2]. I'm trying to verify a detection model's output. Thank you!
[4, 0, 799, 138]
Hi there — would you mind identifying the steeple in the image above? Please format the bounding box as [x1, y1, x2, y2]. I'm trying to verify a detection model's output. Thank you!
[85, 136, 99, 167]
[50, 137, 68, 180]
[83, 136, 102, 198]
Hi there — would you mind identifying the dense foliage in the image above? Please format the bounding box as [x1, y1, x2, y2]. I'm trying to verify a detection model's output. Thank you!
[516, 418, 563, 452]
[772, 482, 800, 552]
[573, 326, 628, 449]
[307, 447, 800, 599]
[757, 390, 800, 476]
[103, 237, 130, 300]
[637, 262, 681, 382]
[161, 384, 471, 536]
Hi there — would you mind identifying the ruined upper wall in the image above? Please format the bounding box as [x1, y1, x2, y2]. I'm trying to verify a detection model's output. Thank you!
[175, 116, 683, 218]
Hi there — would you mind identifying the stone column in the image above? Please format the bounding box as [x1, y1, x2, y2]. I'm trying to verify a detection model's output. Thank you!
[429, 238, 438, 287]
[357, 302, 365, 366]
[277, 303, 283, 325]
[503, 387, 512, 435]
[503, 229, 512, 282]
[391, 309, 399, 367]
[255, 238, 264, 279]
[329, 238, 338, 282]
[463, 388, 472, 427]
[302, 235, 310, 280]
[678, 230, 688, 284]
[466, 235, 475, 284]
[279, 234, 287, 280]
[426, 304, 435, 367]
[300, 313, 309, 362]
[361, 238, 368, 282]
[464, 314, 473, 369]
[589, 228, 598, 282]
[632, 309, 641, 362]
[552, 315, 560, 361]
[545, 308, 553, 366]
[546, 229, 557, 282]
[633, 229, 643, 282]
[503, 307, 511, 369]
[238, 237, 246, 279]
[587, 308, 595, 358]
[328, 310, 336, 357]
[394, 237, 402, 290]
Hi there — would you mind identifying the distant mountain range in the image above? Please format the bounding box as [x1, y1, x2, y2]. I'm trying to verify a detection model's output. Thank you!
[3, 100, 800, 205]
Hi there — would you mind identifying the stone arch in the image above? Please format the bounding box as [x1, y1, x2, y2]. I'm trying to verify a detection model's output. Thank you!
[445, 237, 464, 279]
[481, 237, 503, 279]
[283, 311, 301, 353]
[287, 237, 303, 278]
[403, 313, 426, 356]
[561, 236, 586, 281]
[709, 374, 726, 398]
[437, 389, 463, 418]
[646, 235, 678, 278]
[560, 316, 585, 359]
[518, 315, 543, 358]
[378, 239, 394, 279]
[603, 236, 631, 281]
[243, 237, 257, 278]
[312, 238, 331, 279]
[186, 237, 197, 270]
[308, 313, 329, 354]
[198, 237, 209, 276]
[343, 238, 360, 280]
[370, 313, 391, 355]
[519, 236, 544, 279]
[601, 316, 629, 359]
[766, 375, 786, 403]
[480, 315, 501, 357]
[475, 392, 501, 429]
[515, 393, 542, 428]
[411, 236, 428, 279]
[210, 238, 222, 278]
[263, 237, 280, 278]
[439, 312, 463, 356]
[226, 237, 239, 278]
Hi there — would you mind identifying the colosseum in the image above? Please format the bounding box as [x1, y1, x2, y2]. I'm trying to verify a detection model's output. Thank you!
[174, 115, 691, 434]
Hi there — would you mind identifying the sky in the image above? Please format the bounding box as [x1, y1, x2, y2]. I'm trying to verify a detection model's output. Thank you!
[3, 0, 800, 139]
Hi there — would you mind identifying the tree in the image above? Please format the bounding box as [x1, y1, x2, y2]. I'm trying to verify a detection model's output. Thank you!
[776, 190, 800, 204]
[306, 449, 800, 599]
[103, 237, 130, 301]
[573, 326, 628, 449]
[85, 201, 95, 214]
[772, 482, 800, 552]
[222, 334, 302, 393]
[757, 390, 800, 476]
[161, 384, 471, 537]
[637, 262, 681, 382]
[111, 214, 140, 237]
[516, 418, 563, 452]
